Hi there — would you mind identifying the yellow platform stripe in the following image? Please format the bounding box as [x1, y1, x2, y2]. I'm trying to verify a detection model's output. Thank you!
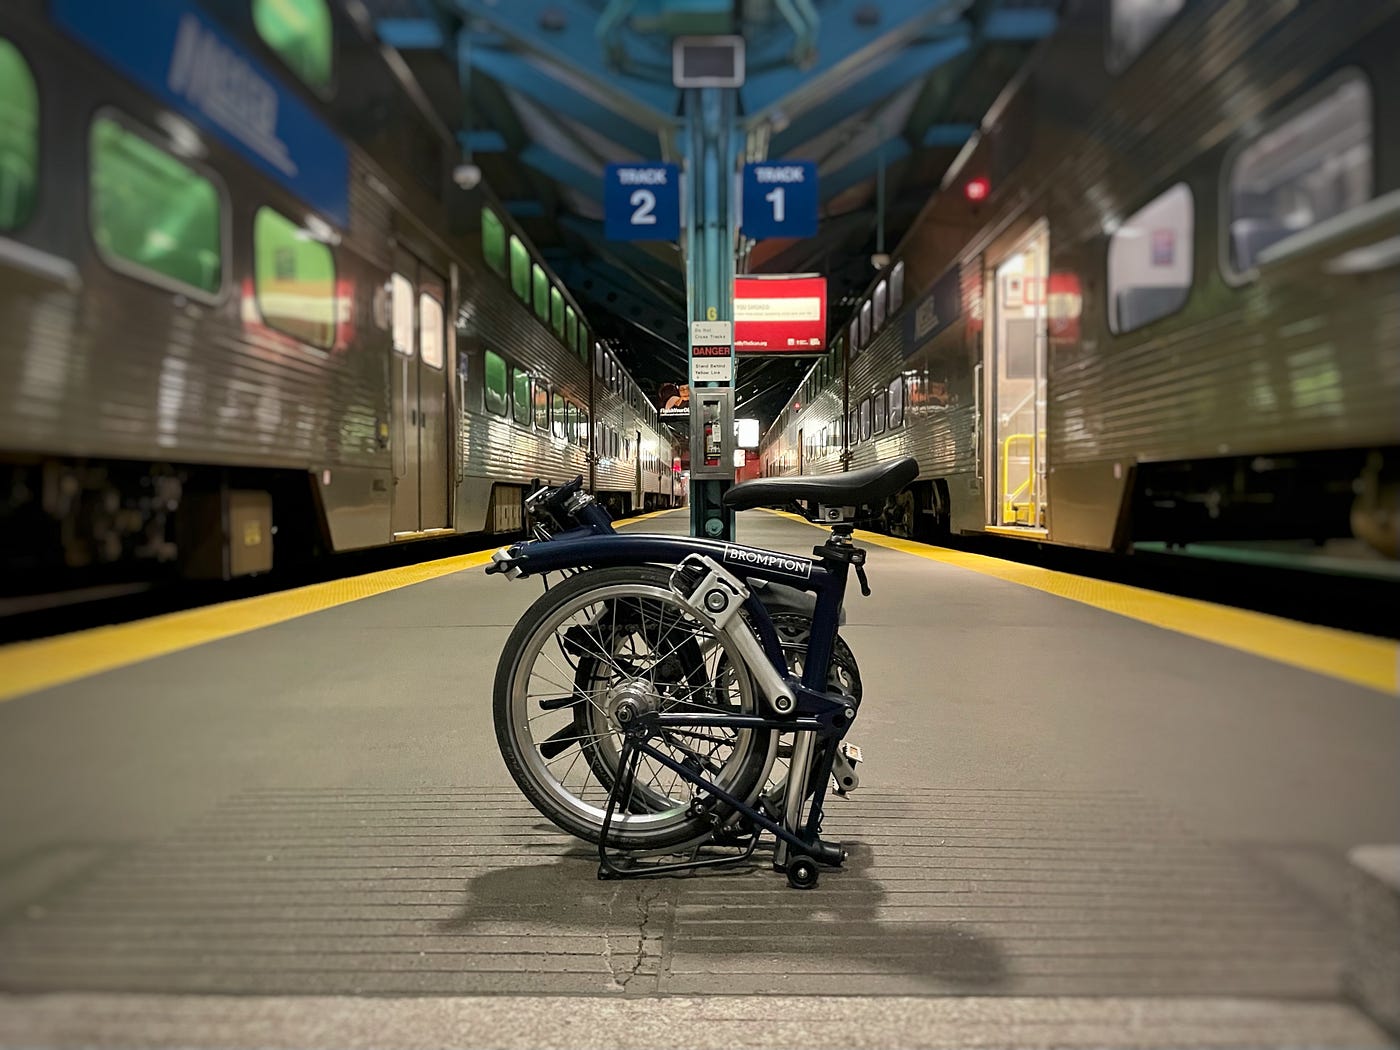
[0, 507, 679, 704]
[763, 510, 1399, 697]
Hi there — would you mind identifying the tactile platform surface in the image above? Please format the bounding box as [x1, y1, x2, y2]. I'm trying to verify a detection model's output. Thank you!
[0, 786, 1341, 999]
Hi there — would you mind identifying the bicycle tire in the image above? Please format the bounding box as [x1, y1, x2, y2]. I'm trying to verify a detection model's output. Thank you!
[492, 564, 774, 850]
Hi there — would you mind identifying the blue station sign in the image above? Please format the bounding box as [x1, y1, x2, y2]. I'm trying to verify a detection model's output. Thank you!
[604, 163, 680, 241]
[741, 161, 818, 240]
[51, 0, 350, 228]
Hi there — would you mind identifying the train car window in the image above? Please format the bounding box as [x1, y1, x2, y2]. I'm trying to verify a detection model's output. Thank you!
[0, 39, 37, 230]
[566, 306, 577, 353]
[419, 293, 444, 368]
[564, 400, 577, 446]
[510, 367, 531, 425]
[873, 280, 888, 330]
[483, 349, 508, 416]
[847, 408, 858, 445]
[890, 263, 905, 313]
[533, 380, 549, 431]
[89, 114, 223, 296]
[888, 376, 904, 428]
[1107, 182, 1193, 333]
[860, 301, 873, 346]
[1225, 72, 1372, 277]
[579, 327, 590, 365]
[254, 0, 332, 92]
[531, 263, 549, 321]
[859, 398, 872, 442]
[391, 273, 413, 355]
[849, 319, 860, 356]
[550, 287, 566, 341]
[873, 390, 887, 435]
[578, 407, 589, 448]
[552, 392, 565, 441]
[508, 235, 530, 301]
[252, 207, 336, 349]
[480, 207, 506, 276]
[1106, 0, 1184, 75]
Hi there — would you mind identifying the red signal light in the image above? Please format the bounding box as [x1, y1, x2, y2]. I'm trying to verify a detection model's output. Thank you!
[965, 176, 990, 202]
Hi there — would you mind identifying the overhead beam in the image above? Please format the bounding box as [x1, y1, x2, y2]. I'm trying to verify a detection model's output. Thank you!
[467, 46, 661, 159]
[924, 122, 975, 147]
[770, 32, 971, 156]
[982, 5, 1059, 41]
[375, 18, 446, 50]
[444, 0, 677, 123]
[557, 216, 685, 300]
[519, 144, 604, 201]
[742, 0, 974, 117]
[458, 130, 508, 153]
[819, 138, 912, 201]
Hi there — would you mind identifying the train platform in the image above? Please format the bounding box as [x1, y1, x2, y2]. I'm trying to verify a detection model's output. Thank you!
[0, 511, 1397, 1049]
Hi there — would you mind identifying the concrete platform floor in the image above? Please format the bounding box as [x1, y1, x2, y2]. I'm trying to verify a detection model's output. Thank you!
[0, 510, 1396, 1048]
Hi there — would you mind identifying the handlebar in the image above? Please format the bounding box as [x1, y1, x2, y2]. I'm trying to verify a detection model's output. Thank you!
[523, 476, 615, 535]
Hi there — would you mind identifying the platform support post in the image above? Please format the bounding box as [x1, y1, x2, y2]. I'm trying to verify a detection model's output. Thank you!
[682, 86, 740, 541]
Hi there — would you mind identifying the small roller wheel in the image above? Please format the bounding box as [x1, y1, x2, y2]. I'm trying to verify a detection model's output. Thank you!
[786, 857, 819, 890]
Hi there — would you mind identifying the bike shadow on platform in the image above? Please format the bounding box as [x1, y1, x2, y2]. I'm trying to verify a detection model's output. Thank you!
[444, 828, 1010, 993]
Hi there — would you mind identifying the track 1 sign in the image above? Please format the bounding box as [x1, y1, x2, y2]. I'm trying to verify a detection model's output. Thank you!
[604, 163, 680, 241]
[741, 162, 817, 240]
[733, 274, 827, 354]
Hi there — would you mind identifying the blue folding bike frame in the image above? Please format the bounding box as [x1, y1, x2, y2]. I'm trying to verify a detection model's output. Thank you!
[486, 491, 863, 878]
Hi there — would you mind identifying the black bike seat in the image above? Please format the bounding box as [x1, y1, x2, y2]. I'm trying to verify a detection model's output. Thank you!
[722, 457, 919, 512]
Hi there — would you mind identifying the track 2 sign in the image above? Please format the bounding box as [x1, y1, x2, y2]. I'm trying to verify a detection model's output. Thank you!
[741, 162, 817, 240]
[604, 163, 680, 241]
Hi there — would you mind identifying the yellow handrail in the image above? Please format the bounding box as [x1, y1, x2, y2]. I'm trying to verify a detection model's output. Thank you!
[999, 432, 1037, 523]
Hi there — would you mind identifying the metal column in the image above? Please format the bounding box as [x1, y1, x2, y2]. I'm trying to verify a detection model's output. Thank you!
[682, 87, 740, 540]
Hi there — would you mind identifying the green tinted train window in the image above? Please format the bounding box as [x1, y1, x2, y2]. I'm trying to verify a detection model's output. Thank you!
[508, 235, 530, 301]
[532, 263, 549, 321]
[565, 305, 577, 352]
[253, 207, 335, 348]
[550, 287, 565, 340]
[0, 39, 38, 230]
[89, 115, 222, 295]
[483, 349, 508, 416]
[481, 207, 506, 276]
[533, 381, 549, 430]
[253, 0, 332, 92]
[510, 366, 530, 425]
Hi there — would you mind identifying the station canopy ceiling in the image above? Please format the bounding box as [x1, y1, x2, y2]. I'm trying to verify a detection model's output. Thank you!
[363, 0, 1058, 425]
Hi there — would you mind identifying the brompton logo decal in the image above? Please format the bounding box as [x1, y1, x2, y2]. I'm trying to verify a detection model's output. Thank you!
[722, 545, 813, 579]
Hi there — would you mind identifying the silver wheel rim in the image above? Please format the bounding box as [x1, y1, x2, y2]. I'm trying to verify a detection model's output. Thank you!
[508, 581, 761, 835]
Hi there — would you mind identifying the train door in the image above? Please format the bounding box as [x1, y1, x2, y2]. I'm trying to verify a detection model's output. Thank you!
[984, 222, 1049, 532]
[390, 250, 451, 537]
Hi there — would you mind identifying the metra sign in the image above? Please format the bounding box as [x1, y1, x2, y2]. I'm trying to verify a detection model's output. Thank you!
[52, 0, 350, 227]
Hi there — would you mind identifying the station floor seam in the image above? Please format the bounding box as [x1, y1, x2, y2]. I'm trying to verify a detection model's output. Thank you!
[762, 509, 1399, 698]
[0, 508, 678, 704]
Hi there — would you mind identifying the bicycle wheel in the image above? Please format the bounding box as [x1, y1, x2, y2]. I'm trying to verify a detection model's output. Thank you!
[493, 564, 775, 850]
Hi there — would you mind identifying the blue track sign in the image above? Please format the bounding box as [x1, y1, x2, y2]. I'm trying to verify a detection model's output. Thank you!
[742, 162, 818, 240]
[605, 163, 680, 241]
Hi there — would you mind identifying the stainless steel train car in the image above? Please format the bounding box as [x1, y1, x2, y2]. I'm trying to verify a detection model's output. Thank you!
[762, 0, 1399, 559]
[0, 0, 681, 596]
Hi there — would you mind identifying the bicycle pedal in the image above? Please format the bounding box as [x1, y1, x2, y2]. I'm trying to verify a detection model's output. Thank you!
[832, 741, 862, 795]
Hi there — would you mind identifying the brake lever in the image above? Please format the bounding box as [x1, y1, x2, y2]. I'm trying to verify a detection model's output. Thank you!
[855, 564, 871, 597]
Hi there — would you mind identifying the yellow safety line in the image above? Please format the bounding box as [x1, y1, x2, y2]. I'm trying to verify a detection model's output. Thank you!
[0, 505, 682, 704]
[762, 509, 1399, 697]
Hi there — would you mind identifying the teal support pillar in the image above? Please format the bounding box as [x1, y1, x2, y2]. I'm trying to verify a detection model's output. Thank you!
[682, 86, 741, 540]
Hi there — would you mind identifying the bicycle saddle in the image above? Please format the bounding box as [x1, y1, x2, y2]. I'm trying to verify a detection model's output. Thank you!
[722, 456, 919, 511]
